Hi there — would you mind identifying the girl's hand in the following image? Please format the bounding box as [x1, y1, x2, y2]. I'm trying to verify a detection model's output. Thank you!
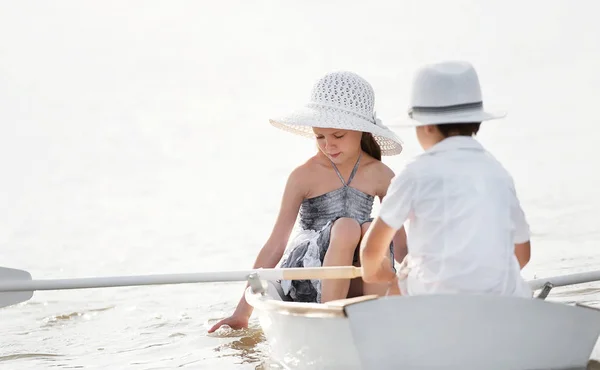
[207, 313, 249, 333]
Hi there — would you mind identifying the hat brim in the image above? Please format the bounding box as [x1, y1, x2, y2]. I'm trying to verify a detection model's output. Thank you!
[269, 106, 404, 156]
[390, 109, 507, 128]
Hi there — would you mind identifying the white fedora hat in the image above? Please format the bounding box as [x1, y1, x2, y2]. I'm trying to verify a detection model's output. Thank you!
[269, 71, 403, 156]
[396, 61, 506, 127]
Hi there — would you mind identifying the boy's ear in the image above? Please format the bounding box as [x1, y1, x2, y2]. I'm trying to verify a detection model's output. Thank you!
[423, 124, 438, 134]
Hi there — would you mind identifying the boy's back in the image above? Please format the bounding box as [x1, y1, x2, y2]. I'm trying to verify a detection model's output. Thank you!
[360, 60, 531, 298]
[388, 136, 531, 297]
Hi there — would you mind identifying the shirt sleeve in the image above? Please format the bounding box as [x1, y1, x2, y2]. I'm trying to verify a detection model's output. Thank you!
[378, 167, 416, 230]
[510, 181, 530, 244]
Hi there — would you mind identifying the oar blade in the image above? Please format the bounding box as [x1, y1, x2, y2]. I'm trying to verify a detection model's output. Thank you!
[0, 267, 33, 309]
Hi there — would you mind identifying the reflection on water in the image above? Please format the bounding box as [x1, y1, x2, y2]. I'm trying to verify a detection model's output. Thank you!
[0, 353, 64, 362]
[213, 327, 265, 363]
[41, 305, 115, 327]
[209, 321, 284, 368]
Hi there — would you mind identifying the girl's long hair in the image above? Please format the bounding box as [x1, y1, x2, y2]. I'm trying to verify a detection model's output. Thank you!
[361, 132, 381, 161]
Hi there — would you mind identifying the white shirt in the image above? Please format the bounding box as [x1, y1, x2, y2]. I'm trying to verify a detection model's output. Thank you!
[379, 136, 532, 298]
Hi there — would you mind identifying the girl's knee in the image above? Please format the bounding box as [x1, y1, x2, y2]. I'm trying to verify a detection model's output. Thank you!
[331, 217, 361, 240]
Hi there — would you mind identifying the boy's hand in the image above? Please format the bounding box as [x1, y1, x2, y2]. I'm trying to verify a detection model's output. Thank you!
[363, 256, 397, 283]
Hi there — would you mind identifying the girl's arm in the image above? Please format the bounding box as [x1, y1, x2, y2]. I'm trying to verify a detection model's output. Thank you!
[208, 166, 305, 332]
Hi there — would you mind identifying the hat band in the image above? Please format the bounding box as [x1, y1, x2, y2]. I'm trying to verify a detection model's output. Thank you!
[408, 101, 483, 118]
[305, 102, 376, 124]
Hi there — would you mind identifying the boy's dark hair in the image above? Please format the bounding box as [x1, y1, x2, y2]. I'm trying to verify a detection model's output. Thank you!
[435, 122, 481, 138]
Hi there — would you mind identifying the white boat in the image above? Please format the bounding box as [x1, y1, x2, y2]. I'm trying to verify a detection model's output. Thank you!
[245, 274, 600, 370]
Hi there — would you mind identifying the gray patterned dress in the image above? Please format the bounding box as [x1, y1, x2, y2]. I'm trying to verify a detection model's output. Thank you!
[279, 153, 395, 303]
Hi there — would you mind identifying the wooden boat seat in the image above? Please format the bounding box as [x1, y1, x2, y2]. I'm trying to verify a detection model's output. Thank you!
[247, 282, 381, 318]
[265, 279, 379, 307]
[326, 294, 379, 308]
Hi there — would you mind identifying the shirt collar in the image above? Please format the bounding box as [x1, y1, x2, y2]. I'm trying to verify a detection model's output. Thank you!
[424, 136, 484, 155]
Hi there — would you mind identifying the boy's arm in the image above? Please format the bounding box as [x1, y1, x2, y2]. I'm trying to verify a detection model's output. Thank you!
[361, 218, 399, 282]
[515, 241, 531, 269]
[511, 181, 531, 269]
[392, 226, 408, 264]
[361, 169, 414, 282]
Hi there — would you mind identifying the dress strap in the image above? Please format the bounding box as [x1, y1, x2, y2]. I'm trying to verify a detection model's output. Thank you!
[330, 160, 347, 185]
[329, 152, 362, 186]
[346, 152, 362, 186]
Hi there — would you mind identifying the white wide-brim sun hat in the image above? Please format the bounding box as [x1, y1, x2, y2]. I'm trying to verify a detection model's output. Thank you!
[394, 61, 506, 127]
[269, 71, 404, 156]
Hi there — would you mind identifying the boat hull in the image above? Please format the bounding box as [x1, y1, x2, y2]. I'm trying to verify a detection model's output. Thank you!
[346, 294, 600, 370]
[245, 282, 366, 369]
[246, 281, 600, 370]
[253, 303, 359, 369]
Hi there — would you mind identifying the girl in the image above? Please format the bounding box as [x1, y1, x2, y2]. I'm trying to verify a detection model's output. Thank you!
[208, 71, 406, 333]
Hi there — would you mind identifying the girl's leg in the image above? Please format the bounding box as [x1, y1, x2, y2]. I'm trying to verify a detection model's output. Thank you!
[347, 257, 364, 299]
[321, 217, 361, 303]
[360, 222, 401, 296]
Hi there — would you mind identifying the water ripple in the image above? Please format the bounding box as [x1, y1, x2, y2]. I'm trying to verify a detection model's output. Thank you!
[0, 353, 63, 362]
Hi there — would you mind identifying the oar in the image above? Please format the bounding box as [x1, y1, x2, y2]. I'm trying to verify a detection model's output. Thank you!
[3, 266, 600, 310]
[527, 269, 600, 291]
[0, 265, 362, 309]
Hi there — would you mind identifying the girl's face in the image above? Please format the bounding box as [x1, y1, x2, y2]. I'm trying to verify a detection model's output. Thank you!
[312, 127, 362, 164]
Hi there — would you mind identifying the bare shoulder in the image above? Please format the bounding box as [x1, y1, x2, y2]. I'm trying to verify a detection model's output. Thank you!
[377, 161, 396, 182]
[291, 156, 321, 177]
[361, 154, 395, 180]
[360, 154, 396, 197]
[376, 161, 396, 197]
[285, 156, 321, 198]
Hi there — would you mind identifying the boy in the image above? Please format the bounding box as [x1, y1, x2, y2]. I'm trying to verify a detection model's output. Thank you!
[360, 61, 532, 297]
